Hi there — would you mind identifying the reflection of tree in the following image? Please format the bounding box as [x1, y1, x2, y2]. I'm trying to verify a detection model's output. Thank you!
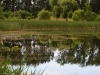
[56, 36, 100, 66]
[0, 35, 54, 66]
[1, 35, 100, 66]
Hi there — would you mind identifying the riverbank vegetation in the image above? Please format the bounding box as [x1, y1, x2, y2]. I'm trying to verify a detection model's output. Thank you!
[0, 0, 100, 33]
[0, 56, 44, 75]
[0, 0, 100, 21]
[0, 19, 100, 31]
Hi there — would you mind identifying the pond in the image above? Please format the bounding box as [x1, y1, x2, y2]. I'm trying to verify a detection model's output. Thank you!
[0, 34, 100, 75]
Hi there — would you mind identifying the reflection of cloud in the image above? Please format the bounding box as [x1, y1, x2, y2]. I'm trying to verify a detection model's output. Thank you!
[43, 71, 78, 75]
[94, 71, 100, 75]
[43, 71, 66, 75]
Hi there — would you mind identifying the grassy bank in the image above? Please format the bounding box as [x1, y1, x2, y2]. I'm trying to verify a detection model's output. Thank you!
[0, 19, 100, 31]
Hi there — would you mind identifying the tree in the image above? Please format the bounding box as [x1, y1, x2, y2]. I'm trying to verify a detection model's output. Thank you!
[76, 0, 81, 5]
[0, 4, 2, 16]
[0, 4, 4, 19]
[15, 10, 32, 19]
[32, 0, 51, 18]
[84, 0, 97, 21]
[58, 0, 78, 18]
[80, 0, 86, 9]
[1, 0, 12, 11]
[52, 5, 60, 18]
[72, 9, 85, 21]
[90, 0, 100, 13]
[49, 0, 58, 7]
[84, 0, 92, 11]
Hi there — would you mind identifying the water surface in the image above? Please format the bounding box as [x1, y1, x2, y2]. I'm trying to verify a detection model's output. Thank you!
[0, 34, 100, 75]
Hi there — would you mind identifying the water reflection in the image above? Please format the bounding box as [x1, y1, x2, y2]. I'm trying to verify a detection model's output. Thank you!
[0, 35, 100, 67]
[56, 36, 100, 66]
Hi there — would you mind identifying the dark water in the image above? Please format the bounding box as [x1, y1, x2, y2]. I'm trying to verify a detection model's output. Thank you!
[0, 34, 100, 75]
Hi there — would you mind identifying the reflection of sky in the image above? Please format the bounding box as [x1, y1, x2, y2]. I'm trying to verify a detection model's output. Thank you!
[23, 59, 100, 75]
[21, 49, 100, 75]
[12, 49, 100, 75]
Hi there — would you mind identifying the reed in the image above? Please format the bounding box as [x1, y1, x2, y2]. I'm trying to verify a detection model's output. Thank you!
[0, 56, 44, 75]
[0, 19, 100, 31]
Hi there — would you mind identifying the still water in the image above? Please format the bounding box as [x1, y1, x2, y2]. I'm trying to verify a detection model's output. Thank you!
[22, 49, 100, 75]
[0, 34, 100, 75]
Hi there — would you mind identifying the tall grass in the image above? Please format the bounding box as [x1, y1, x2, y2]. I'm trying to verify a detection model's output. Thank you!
[0, 19, 100, 31]
[0, 56, 44, 75]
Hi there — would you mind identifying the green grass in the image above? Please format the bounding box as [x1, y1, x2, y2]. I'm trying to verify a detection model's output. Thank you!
[0, 19, 100, 31]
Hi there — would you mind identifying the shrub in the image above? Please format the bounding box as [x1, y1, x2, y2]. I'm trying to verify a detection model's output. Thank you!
[67, 11, 73, 18]
[72, 9, 85, 21]
[16, 10, 32, 19]
[38, 9, 50, 20]
[95, 15, 100, 21]
[3, 11, 13, 18]
[85, 11, 97, 21]
[26, 16, 32, 20]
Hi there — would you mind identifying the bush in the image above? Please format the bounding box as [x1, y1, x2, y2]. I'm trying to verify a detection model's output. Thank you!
[3, 11, 13, 18]
[72, 9, 85, 21]
[67, 11, 73, 18]
[95, 15, 100, 21]
[16, 10, 32, 19]
[85, 11, 97, 21]
[38, 9, 50, 20]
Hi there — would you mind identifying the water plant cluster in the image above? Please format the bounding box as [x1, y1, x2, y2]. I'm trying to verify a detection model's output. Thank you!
[0, 58, 44, 75]
[0, 19, 100, 31]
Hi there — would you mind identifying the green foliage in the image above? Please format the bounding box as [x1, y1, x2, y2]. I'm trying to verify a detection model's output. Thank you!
[72, 9, 85, 21]
[26, 16, 32, 20]
[0, 58, 45, 75]
[3, 11, 13, 18]
[90, 0, 100, 13]
[16, 10, 32, 19]
[49, 0, 58, 7]
[0, 21, 21, 31]
[0, 4, 4, 19]
[95, 15, 100, 21]
[58, 0, 78, 18]
[0, 59, 24, 75]
[67, 11, 73, 18]
[0, 5, 2, 16]
[84, 0, 92, 12]
[12, 46, 19, 51]
[3, 46, 10, 52]
[38, 9, 50, 20]
[1, 19, 100, 31]
[52, 6, 60, 18]
[85, 11, 97, 21]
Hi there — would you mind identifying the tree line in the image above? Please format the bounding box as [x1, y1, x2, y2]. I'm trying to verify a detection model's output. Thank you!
[0, 0, 100, 21]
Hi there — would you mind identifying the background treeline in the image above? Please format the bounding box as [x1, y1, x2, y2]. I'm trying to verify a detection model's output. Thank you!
[0, 0, 100, 21]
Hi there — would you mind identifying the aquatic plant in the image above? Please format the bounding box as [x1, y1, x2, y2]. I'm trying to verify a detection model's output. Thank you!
[0, 57, 44, 75]
[0, 19, 100, 31]
[3, 46, 10, 52]
[12, 46, 19, 51]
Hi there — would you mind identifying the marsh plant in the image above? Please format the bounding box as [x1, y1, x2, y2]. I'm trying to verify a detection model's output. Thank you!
[0, 57, 44, 75]
[0, 19, 100, 31]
